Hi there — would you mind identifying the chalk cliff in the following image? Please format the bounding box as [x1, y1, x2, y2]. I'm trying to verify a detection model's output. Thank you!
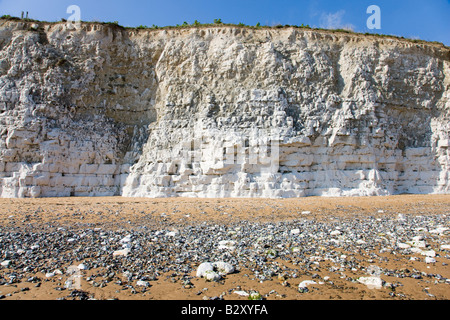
[0, 20, 449, 198]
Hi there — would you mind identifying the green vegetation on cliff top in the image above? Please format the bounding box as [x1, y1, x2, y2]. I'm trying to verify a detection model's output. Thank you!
[0, 15, 446, 48]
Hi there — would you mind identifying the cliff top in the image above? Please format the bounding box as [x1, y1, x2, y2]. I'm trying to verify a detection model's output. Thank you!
[0, 15, 448, 50]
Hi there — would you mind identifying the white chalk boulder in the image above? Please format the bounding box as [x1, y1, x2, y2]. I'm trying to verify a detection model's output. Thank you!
[213, 261, 235, 275]
[196, 261, 234, 281]
[357, 276, 384, 289]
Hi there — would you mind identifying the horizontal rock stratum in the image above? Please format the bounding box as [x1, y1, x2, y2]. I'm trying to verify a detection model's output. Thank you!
[0, 19, 449, 198]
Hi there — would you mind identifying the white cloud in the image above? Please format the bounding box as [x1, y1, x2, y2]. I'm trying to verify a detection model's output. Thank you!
[319, 10, 355, 31]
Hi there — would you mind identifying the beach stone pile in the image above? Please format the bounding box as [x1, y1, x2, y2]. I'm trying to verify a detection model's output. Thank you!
[0, 210, 449, 299]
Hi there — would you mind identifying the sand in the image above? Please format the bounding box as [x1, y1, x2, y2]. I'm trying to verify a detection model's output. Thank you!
[0, 194, 449, 300]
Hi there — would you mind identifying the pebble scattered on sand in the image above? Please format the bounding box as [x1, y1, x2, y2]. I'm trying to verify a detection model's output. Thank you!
[0, 209, 449, 299]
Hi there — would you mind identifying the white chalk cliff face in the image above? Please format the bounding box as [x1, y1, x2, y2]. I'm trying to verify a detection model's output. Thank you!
[0, 20, 449, 198]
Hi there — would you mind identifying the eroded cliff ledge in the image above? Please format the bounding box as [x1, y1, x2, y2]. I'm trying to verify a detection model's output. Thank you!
[0, 20, 449, 198]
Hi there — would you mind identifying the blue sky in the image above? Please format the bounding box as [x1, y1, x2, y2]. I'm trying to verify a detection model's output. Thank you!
[1, 0, 449, 45]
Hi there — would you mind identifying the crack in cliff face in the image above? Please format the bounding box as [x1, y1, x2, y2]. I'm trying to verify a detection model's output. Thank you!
[0, 20, 449, 198]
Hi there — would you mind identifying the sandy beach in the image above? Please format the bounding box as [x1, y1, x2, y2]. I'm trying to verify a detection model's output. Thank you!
[0, 194, 449, 300]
